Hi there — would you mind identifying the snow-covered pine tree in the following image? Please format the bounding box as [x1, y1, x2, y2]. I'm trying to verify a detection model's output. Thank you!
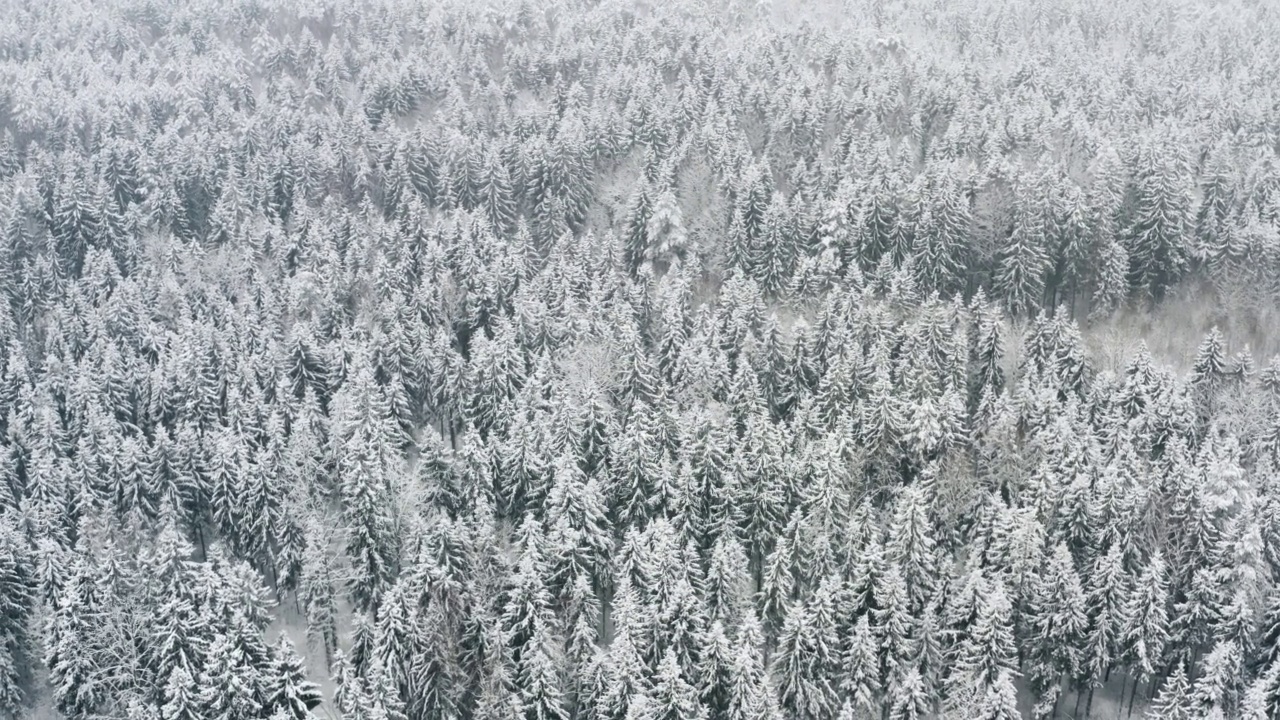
[725, 614, 777, 720]
[517, 616, 570, 720]
[603, 574, 655, 720]
[1195, 148, 1238, 274]
[0, 521, 34, 717]
[886, 665, 931, 720]
[199, 632, 267, 720]
[1126, 140, 1192, 302]
[265, 637, 323, 719]
[993, 175, 1050, 317]
[644, 187, 689, 276]
[753, 193, 797, 298]
[651, 647, 706, 720]
[698, 620, 735, 720]
[1120, 553, 1171, 705]
[1189, 640, 1243, 718]
[841, 614, 881, 719]
[949, 574, 1019, 694]
[913, 164, 971, 297]
[1190, 327, 1227, 395]
[626, 182, 656, 275]
[1025, 543, 1088, 710]
[773, 574, 840, 720]
[886, 485, 939, 613]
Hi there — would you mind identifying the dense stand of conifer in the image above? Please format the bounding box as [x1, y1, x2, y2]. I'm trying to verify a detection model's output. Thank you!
[1, 0, 1279, 718]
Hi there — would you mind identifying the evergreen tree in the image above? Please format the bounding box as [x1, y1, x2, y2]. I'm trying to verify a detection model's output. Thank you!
[45, 577, 105, 718]
[774, 576, 840, 720]
[1082, 544, 1128, 687]
[1090, 237, 1130, 319]
[732, 165, 772, 276]
[914, 166, 972, 297]
[1120, 554, 1170, 688]
[266, 637, 322, 719]
[698, 621, 735, 720]
[333, 354, 400, 613]
[754, 194, 798, 298]
[1196, 151, 1238, 272]
[1026, 543, 1088, 699]
[626, 182, 656, 274]
[1146, 663, 1193, 720]
[872, 565, 915, 692]
[1258, 587, 1280, 672]
[142, 508, 207, 701]
[1126, 142, 1192, 301]
[644, 188, 689, 275]
[0, 522, 34, 718]
[974, 671, 1021, 720]
[199, 633, 266, 720]
[705, 536, 750, 624]
[481, 148, 519, 235]
[603, 577, 653, 720]
[886, 486, 939, 612]
[1239, 660, 1280, 720]
[1190, 328, 1227, 392]
[887, 666, 931, 720]
[517, 618, 569, 720]
[950, 575, 1019, 693]
[160, 666, 203, 720]
[651, 647, 707, 720]
[300, 518, 340, 672]
[994, 181, 1049, 317]
[725, 616, 775, 720]
[841, 615, 881, 718]
[1189, 641, 1242, 718]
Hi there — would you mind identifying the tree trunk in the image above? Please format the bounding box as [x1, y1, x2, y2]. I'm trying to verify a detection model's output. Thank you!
[1116, 674, 1128, 720]
[194, 522, 207, 560]
[1126, 676, 1140, 719]
[599, 582, 612, 644]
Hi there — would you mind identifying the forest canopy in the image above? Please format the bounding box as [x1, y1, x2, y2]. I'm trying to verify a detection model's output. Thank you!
[0, 0, 1279, 718]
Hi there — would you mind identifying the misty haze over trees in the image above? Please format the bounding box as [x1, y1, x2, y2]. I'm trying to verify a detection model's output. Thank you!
[1, 0, 1279, 718]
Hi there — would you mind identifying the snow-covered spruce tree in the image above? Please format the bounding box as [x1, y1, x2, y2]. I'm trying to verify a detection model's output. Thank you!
[1125, 139, 1193, 302]
[773, 574, 840, 720]
[643, 187, 690, 276]
[331, 351, 401, 614]
[199, 631, 267, 720]
[697, 620, 735, 720]
[725, 614, 777, 720]
[886, 485, 940, 613]
[265, 637, 323, 719]
[1195, 148, 1239, 275]
[0, 521, 35, 718]
[993, 175, 1050, 317]
[753, 193, 797, 298]
[947, 573, 1019, 698]
[140, 504, 209, 706]
[913, 163, 972, 298]
[1024, 543, 1088, 712]
[651, 646, 706, 720]
[1119, 553, 1172, 712]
